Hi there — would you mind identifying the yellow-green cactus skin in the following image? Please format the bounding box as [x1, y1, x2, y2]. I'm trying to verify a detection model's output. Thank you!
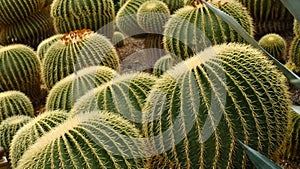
[289, 36, 300, 74]
[143, 43, 291, 168]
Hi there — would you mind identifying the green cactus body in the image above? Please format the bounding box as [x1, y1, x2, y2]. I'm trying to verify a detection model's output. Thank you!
[9, 110, 69, 168]
[163, 0, 254, 60]
[112, 31, 126, 47]
[293, 19, 300, 36]
[0, 115, 32, 152]
[46, 66, 119, 112]
[159, 0, 185, 13]
[0, 0, 46, 25]
[258, 33, 287, 62]
[283, 111, 300, 160]
[238, 0, 293, 34]
[71, 72, 157, 130]
[0, 91, 34, 123]
[116, 0, 147, 37]
[36, 34, 63, 61]
[42, 29, 120, 89]
[153, 54, 180, 77]
[17, 111, 146, 169]
[51, 0, 115, 39]
[0, 10, 55, 48]
[137, 0, 170, 34]
[143, 43, 290, 168]
[289, 36, 300, 74]
[0, 44, 42, 99]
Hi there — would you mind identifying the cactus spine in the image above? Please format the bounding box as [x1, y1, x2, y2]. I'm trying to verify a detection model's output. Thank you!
[42, 29, 120, 89]
[112, 31, 126, 47]
[153, 54, 180, 77]
[46, 66, 119, 112]
[0, 91, 34, 123]
[258, 33, 287, 62]
[0, 0, 46, 25]
[0, 10, 55, 48]
[163, 0, 254, 60]
[36, 34, 63, 61]
[288, 36, 300, 74]
[17, 111, 146, 169]
[71, 72, 157, 130]
[0, 115, 32, 152]
[0, 44, 42, 100]
[143, 43, 291, 168]
[51, 0, 115, 38]
[10, 110, 69, 168]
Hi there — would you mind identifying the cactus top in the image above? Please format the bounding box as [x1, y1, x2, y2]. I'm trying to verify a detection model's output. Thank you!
[61, 29, 93, 45]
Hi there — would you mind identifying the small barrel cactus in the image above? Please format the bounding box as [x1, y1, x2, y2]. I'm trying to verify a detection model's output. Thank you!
[17, 111, 147, 169]
[42, 29, 120, 89]
[0, 44, 42, 100]
[9, 110, 69, 168]
[0, 0, 46, 25]
[288, 36, 300, 74]
[0, 115, 32, 153]
[137, 0, 170, 34]
[51, 0, 115, 39]
[237, 0, 293, 34]
[293, 19, 300, 36]
[71, 72, 157, 130]
[46, 66, 119, 112]
[258, 33, 287, 62]
[143, 43, 291, 168]
[36, 34, 63, 61]
[153, 54, 180, 77]
[163, 0, 254, 60]
[116, 0, 148, 37]
[0, 10, 55, 48]
[0, 91, 34, 123]
[112, 31, 126, 47]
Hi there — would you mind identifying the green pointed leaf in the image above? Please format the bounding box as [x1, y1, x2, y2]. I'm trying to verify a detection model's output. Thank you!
[201, 0, 300, 89]
[280, 0, 300, 22]
[238, 140, 282, 169]
[291, 105, 300, 115]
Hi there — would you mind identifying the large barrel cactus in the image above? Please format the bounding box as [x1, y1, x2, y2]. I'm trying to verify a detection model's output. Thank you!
[163, 0, 254, 60]
[36, 34, 63, 61]
[0, 91, 34, 123]
[42, 29, 120, 89]
[143, 43, 291, 168]
[0, 10, 55, 48]
[10, 110, 69, 168]
[258, 33, 287, 63]
[16, 111, 147, 169]
[46, 66, 119, 112]
[288, 36, 300, 74]
[0, 0, 46, 25]
[71, 72, 157, 129]
[50, 0, 115, 38]
[237, 0, 293, 34]
[0, 44, 42, 99]
[0, 115, 32, 153]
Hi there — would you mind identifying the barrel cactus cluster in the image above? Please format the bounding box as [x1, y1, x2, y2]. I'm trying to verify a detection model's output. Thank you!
[0, 0, 298, 168]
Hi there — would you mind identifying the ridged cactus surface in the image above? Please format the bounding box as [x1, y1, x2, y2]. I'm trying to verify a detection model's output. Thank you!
[0, 115, 32, 152]
[289, 36, 300, 74]
[10, 110, 69, 168]
[0, 91, 34, 123]
[51, 0, 115, 38]
[36, 34, 63, 61]
[42, 29, 120, 89]
[143, 43, 290, 168]
[137, 0, 170, 34]
[0, 44, 42, 99]
[17, 111, 146, 169]
[258, 33, 287, 62]
[46, 66, 119, 112]
[71, 72, 157, 129]
[163, 0, 254, 60]
[0, 0, 46, 25]
[0, 10, 55, 48]
[112, 31, 126, 47]
[153, 54, 180, 77]
[294, 19, 300, 36]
